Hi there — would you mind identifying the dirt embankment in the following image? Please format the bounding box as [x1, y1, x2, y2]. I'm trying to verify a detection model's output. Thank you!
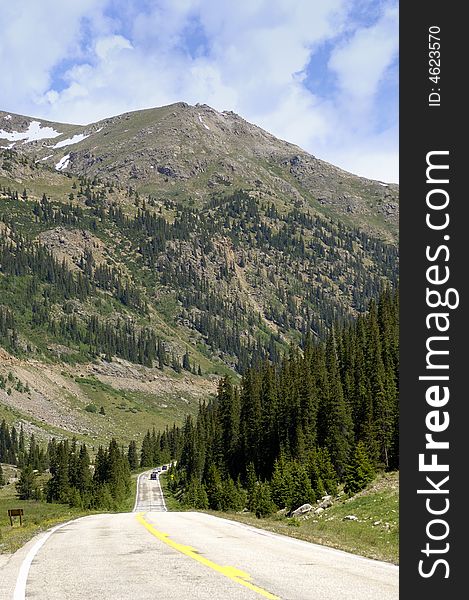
[0, 349, 217, 439]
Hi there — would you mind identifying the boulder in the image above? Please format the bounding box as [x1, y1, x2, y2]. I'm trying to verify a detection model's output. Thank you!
[292, 503, 313, 517]
[157, 165, 177, 178]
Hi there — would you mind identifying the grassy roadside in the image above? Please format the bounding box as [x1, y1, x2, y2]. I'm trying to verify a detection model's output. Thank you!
[160, 471, 399, 565]
[0, 468, 143, 555]
[0, 483, 91, 555]
[159, 472, 185, 511]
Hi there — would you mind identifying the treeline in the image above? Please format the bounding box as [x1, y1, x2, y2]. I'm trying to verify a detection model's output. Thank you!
[9, 435, 132, 510]
[0, 420, 47, 471]
[0, 306, 18, 351]
[33, 194, 85, 226]
[0, 219, 144, 312]
[48, 314, 164, 367]
[44, 438, 131, 509]
[26, 190, 397, 367]
[168, 288, 398, 515]
[0, 224, 193, 371]
[1, 417, 178, 505]
[1, 187, 397, 373]
[3, 420, 177, 509]
[0, 229, 92, 301]
[138, 425, 181, 468]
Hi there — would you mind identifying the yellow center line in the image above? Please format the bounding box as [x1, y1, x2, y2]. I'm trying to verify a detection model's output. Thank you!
[135, 512, 280, 600]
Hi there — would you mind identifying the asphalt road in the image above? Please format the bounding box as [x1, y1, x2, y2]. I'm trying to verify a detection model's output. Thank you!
[0, 469, 399, 600]
[133, 469, 167, 512]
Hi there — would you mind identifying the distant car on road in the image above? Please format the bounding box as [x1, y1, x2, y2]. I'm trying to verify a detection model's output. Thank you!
[150, 472, 158, 480]
[162, 465, 168, 471]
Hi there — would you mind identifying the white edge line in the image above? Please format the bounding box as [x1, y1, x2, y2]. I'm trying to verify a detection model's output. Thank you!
[133, 467, 168, 512]
[156, 472, 167, 512]
[133, 471, 145, 512]
[14, 469, 167, 600]
[13, 516, 87, 600]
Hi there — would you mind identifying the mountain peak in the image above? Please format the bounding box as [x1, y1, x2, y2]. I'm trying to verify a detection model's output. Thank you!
[0, 102, 398, 443]
[1, 103, 398, 239]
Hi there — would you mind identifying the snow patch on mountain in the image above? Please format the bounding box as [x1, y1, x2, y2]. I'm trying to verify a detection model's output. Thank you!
[55, 154, 71, 171]
[52, 133, 89, 149]
[198, 114, 210, 131]
[0, 121, 61, 143]
[35, 155, 54, 163]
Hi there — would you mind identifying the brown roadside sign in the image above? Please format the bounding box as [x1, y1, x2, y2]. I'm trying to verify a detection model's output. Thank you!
[8, 508, 24, 526]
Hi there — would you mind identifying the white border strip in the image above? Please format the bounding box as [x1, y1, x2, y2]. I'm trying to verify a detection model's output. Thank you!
[13, 518, 77, 600]
[133, 468, 168, 512]
[156, 473, 167, 512]
[133, 471, 146, 512]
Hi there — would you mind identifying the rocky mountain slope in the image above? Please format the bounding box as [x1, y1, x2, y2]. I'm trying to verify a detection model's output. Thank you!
[0, 103, 398, 445]
[1, 103, 398, 239]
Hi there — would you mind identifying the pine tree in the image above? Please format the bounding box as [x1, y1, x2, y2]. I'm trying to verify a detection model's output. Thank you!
[245, 462, 257, 512]
[16, 464, 36, 499]
[19, 425, 25, 455]
[270, 454, 293, 509]
[240, 370, 262, 475]
[344, 441, 375, 496]
[253, 481, 275, 518]
[217, 377, 240, 478]
[76, 444, 92, 499]
[106, 438, 130, 505]
[140, 431, 153, 468]
[318, 447, 338, 495]
[205, 464, 223, 510]
[259, 364, 279, 478]
[322, 329, 353, 477]
[93, 446, 108, 485]
[127, 440, 139, 471]
[288, 461, 315, 511]
[182, 477, 209, 509]
[220, 477, 245, 511]
[365, 300, 395, 468]
[47, 441, 70, 503]
[182, 350, 191, 371]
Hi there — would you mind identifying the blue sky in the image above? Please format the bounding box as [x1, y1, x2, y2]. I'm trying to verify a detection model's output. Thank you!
[0, 0, 398, 182]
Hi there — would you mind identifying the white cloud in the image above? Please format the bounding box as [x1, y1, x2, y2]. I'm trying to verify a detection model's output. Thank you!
[0, 1, 107, 116]
[0, 0, 398, 181]
[328, 4, 398, 107]
[95, 35, 133, 60]
[322, 125, 399, 183]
